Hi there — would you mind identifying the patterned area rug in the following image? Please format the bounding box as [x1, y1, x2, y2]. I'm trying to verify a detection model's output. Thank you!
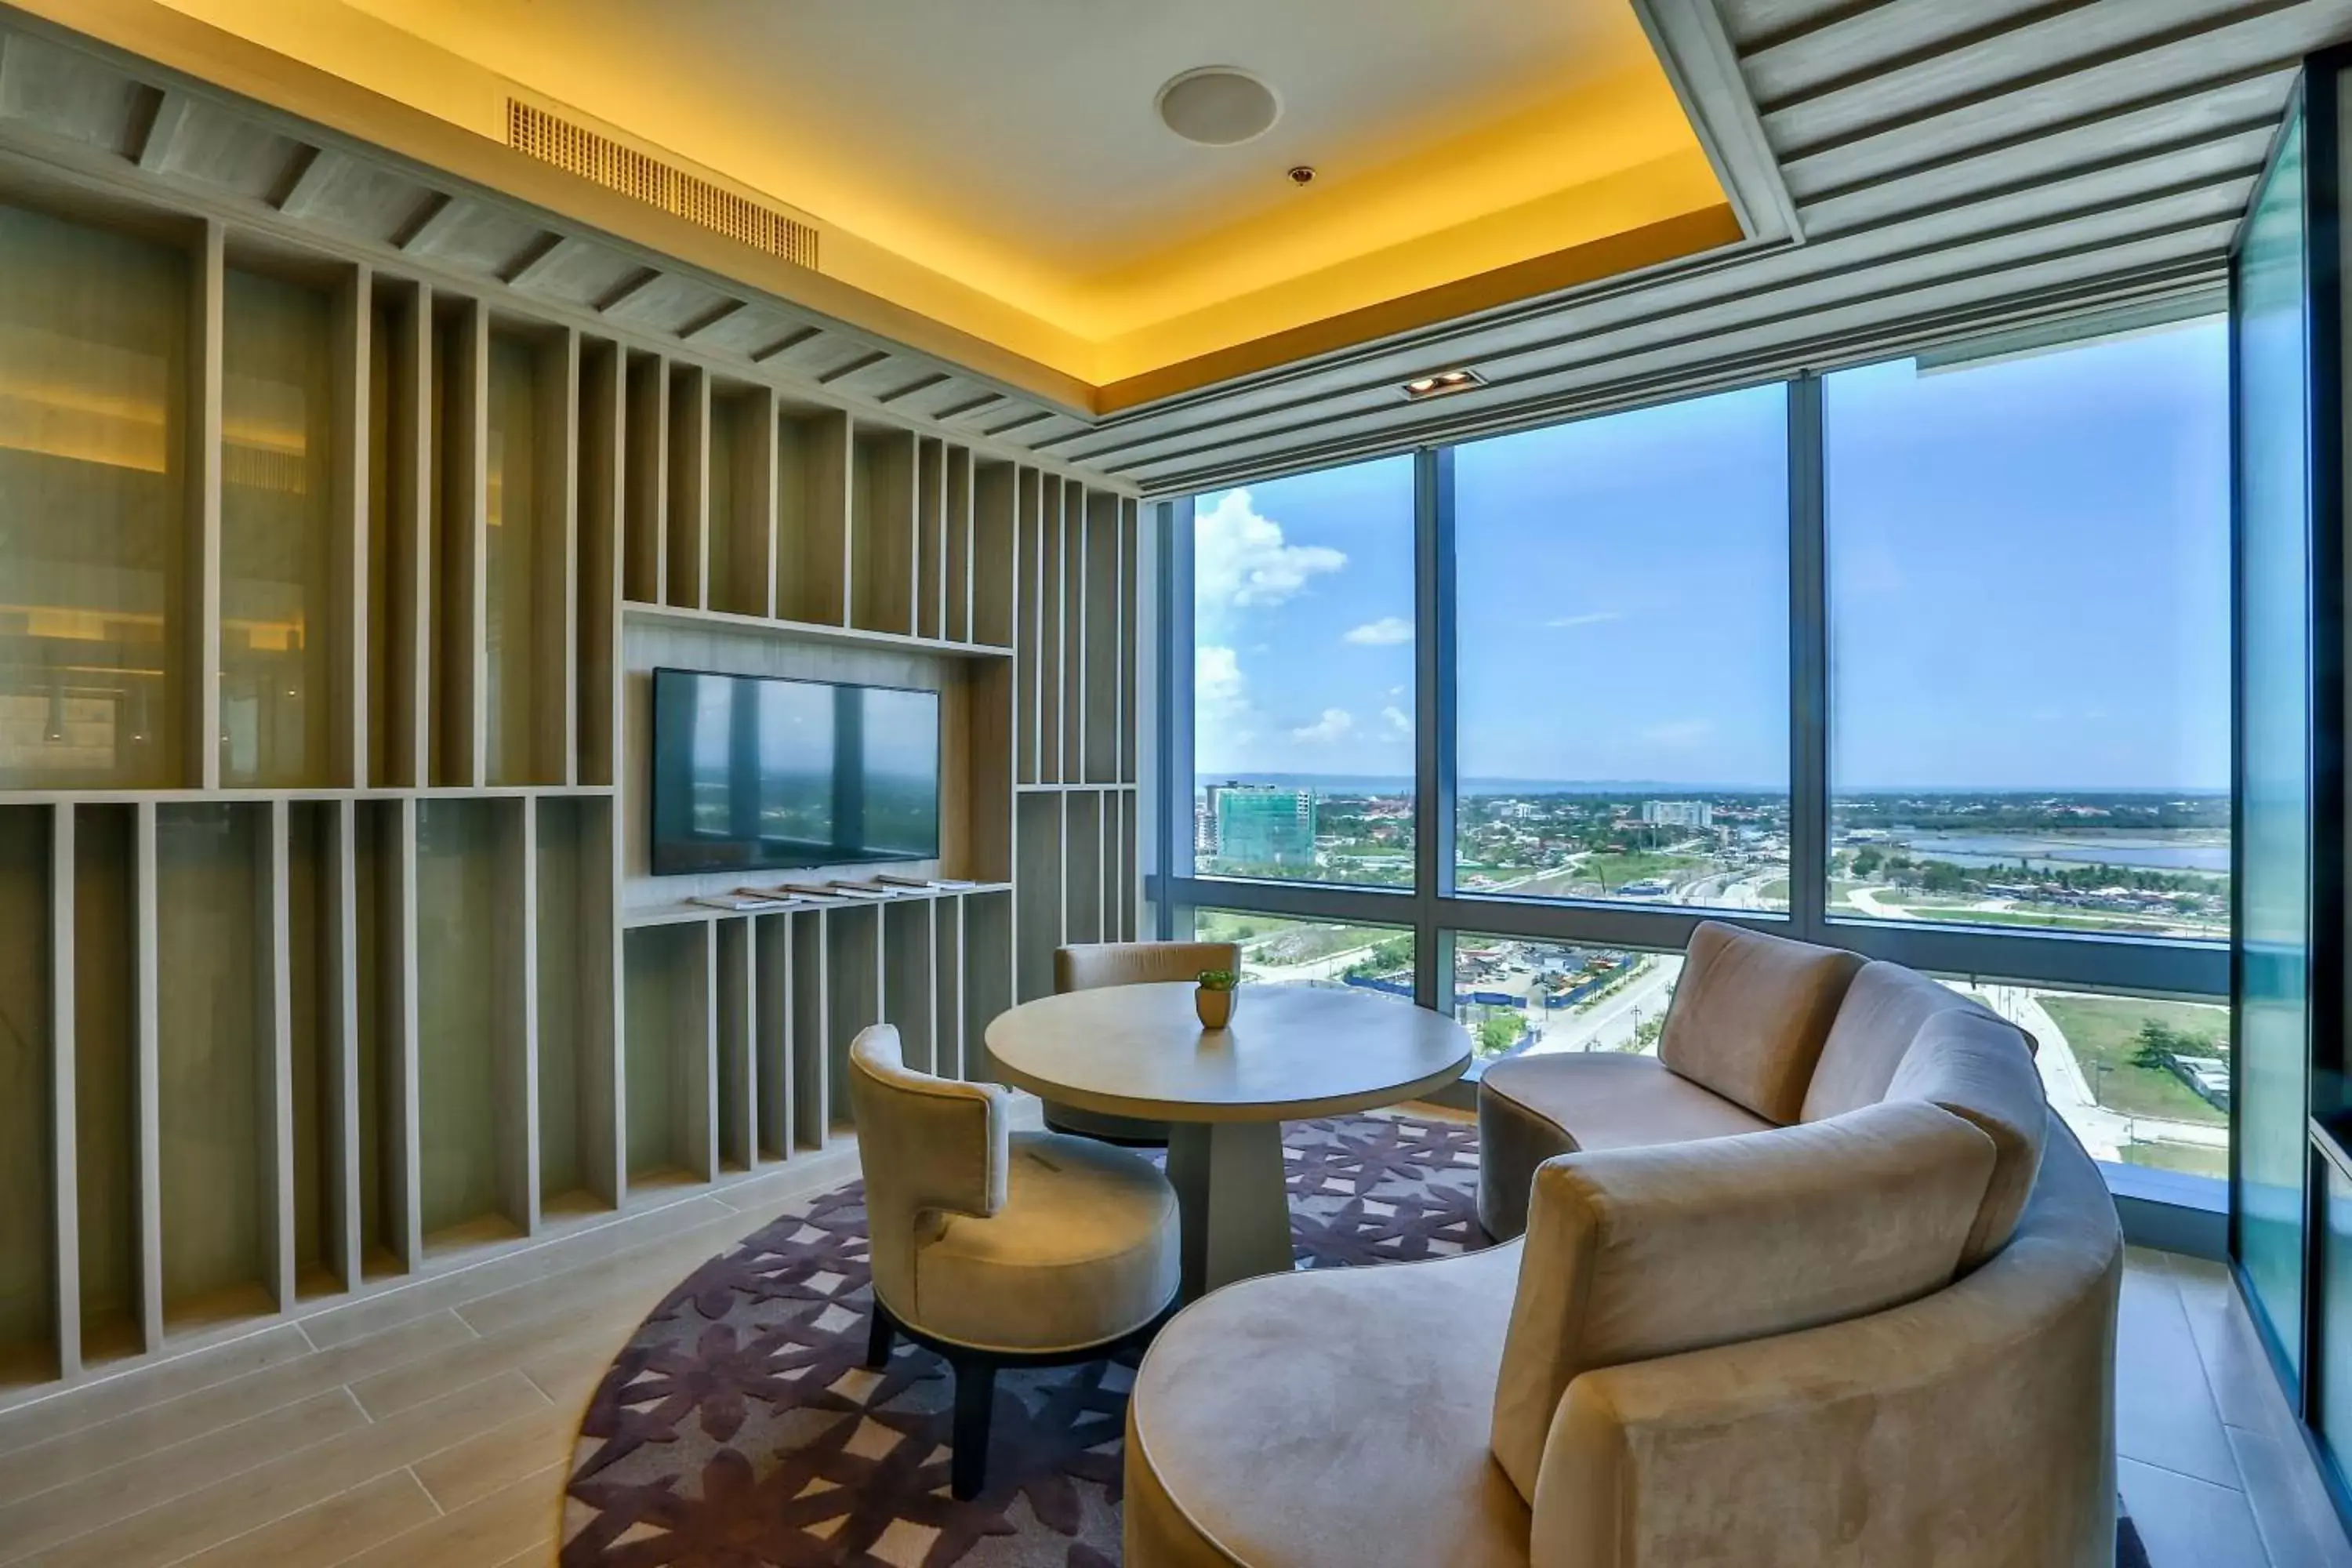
[561, 1112, 2150, 1567]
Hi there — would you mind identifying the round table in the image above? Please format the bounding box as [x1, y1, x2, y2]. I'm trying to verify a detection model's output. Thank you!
[983, 981, 1472, 1299]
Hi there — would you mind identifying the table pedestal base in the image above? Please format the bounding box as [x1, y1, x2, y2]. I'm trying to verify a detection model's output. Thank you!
[1166, 1121, 1295, 1301]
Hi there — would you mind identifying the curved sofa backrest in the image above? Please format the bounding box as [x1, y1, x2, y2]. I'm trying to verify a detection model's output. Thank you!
[1490, 1100, 1999, 1503]
[1798, 958, 2048, 1266]
[1658, 922, 1864, 1124]
[1883, 1007, 2050, 1266]
[1803, 960, 2004, 1122]
[1529, 1115, 2122, 1568]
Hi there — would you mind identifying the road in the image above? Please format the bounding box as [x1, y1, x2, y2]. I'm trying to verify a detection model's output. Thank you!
[1247, 941, 1383, 986]
[1961, 983, 2227, 1162]
[1527, 956, 1682, 1054]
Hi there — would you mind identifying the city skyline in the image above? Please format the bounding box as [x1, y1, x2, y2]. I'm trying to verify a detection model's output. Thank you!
[1192, 318, 2231, 796]
[1190, 772, 2234, 797]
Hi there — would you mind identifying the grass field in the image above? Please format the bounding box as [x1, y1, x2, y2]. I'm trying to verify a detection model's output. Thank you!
[2038, 993, 2230, 1129]
[2122, 1140, 2229, 1180]
[1192, 911, 1407, 971]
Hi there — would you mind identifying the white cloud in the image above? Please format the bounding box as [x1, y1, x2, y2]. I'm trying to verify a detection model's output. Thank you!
[1343, 616, 1413, 646]
[1641, 718, 1715, 747]
[1381, 705, 1412, 739]
[1196, 644, 1244, 709]
[1290, 708, 1356, 743]
[1196, 488, 1347, 608]
[1545, 611, 1624, 630]
[1195, 646, 1256, 760]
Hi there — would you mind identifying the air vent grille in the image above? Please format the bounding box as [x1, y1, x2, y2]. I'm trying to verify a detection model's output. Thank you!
[506, 100, 819, 271]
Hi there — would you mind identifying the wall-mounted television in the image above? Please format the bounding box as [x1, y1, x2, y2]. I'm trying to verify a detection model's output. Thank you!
[650, 667, 941, 876]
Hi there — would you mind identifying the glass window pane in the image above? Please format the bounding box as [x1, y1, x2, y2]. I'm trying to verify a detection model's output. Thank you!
[1451, 935, 1679, 1069]
[1186, 909, 1414, 998]
[1453, 386, 1790, 911]
[1824, 320, 2231, 941]
[1192, 457, 1414, 887]
[1954, 983, 2227, 1181]
[2234, 112, 2312, 1379]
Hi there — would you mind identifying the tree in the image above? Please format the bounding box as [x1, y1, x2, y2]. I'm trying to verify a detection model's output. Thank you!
[1476, 1012, 1525, 1056]
[1921, 861, 1968, 894]
[2134, 1018, 2220, 1069]
[1851, 848, 1883, 878]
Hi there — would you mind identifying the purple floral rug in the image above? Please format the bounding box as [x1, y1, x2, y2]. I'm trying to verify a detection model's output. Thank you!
[559, 1111, 2150, 1567]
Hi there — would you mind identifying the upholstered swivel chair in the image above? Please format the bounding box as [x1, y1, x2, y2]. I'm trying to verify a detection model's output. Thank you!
[1046, 941, 1241, 1145]
[848, 1023, 1181, 1499]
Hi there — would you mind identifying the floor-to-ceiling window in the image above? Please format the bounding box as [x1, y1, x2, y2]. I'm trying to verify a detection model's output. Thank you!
[1452, 385, 1791, 913]
[1156, 309, 2234, 1198]
[1823, 328, 2230, 944]
[1189, 456, 1416, 890]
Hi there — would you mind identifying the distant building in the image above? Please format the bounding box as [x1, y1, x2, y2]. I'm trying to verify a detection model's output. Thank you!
[1641, 799, 1713, 829]
[1214, 785, 1316, 867]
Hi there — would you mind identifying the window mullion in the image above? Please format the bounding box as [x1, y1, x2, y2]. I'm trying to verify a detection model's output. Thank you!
[1415, 445, 1456, 1011]
[1155, 497, 1194, 939]
[1788, 374, 1830, 945]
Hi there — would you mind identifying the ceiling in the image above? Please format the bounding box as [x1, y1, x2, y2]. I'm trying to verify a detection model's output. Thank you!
[1, 0, 2346, 494]
[132, 0, 1732, 387]
[1045, 0, 2352, 492]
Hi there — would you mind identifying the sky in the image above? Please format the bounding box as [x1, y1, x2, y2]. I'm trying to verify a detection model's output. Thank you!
[1192, 318, 2233, 794]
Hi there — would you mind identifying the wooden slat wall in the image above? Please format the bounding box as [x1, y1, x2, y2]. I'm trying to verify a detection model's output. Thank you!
[0, 129, 1125, 1404]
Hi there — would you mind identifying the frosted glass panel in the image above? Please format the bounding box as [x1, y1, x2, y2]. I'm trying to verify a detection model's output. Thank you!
[2233, 111, 2310, 1381]
[0, 203, 187, 787]
[220, 269, 334, 786]
[485, 335, 542, 786]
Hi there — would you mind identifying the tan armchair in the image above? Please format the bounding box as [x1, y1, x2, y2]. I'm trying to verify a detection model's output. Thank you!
[1045, 941, 1240, 1145]
[848, 1023, 1181, 1499]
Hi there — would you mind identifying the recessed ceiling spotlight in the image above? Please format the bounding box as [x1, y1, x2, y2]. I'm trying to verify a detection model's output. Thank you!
[1401, 368, 1485, 401]
[1157, 67, 1281, 146]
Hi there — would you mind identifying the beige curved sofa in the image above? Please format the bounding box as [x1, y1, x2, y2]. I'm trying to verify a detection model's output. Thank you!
[1123, 924, 2122, 1568]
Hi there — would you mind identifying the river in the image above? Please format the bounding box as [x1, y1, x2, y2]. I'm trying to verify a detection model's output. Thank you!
[1873, 830, 2230, 875]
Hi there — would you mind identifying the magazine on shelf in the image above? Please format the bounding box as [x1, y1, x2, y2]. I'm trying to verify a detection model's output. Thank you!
[688, 891, 793, 913]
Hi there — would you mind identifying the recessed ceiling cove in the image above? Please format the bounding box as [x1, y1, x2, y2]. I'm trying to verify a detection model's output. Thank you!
[141, 0, 1737, 396]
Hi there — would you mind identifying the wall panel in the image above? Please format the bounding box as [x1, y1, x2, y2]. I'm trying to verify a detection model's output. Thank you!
[0, 165, 1134, 1404]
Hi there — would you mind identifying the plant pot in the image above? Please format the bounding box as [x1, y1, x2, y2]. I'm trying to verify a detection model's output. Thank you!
[1195, 986, 1236, 1029]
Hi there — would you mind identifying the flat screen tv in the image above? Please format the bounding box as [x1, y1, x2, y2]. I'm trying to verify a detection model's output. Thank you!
[650, 667, 941, 876]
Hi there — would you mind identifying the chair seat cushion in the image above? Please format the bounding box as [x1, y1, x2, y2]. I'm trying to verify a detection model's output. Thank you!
[1127, 1244, 1530, 1568]
[910, 1130, 1179, 1354]
[1476, 1054, 1773, 1240]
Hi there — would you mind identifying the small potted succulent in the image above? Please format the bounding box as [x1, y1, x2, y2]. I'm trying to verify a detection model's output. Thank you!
[1194, 967, 1240, 1029]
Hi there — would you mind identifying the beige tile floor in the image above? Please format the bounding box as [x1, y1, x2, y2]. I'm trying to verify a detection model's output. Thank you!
[0, 1151, 2343, 1565]
[2119, 1247, 2352, 1568]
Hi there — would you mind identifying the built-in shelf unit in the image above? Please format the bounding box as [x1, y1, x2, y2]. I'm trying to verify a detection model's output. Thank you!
[0, 148, 1140, 1395]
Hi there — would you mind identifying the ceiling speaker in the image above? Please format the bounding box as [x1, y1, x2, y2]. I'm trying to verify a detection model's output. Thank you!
[1156, 67, 1281, 147]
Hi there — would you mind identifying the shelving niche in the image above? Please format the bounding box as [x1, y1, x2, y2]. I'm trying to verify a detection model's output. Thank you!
[0, 171, 1140, 1399]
